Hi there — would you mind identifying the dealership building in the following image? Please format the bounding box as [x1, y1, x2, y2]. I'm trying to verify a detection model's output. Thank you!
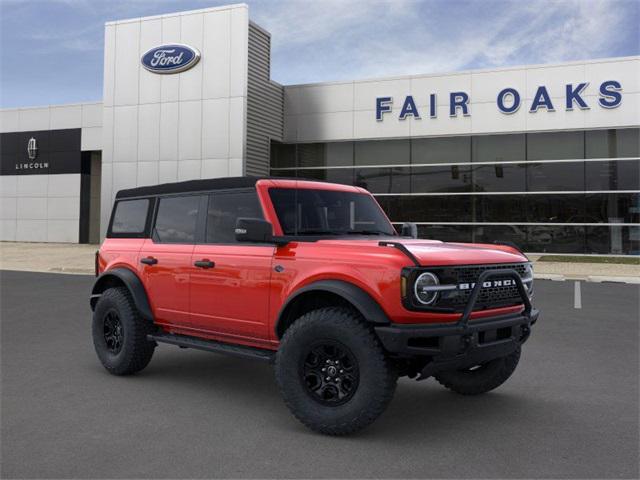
[1, 3, 638, 254]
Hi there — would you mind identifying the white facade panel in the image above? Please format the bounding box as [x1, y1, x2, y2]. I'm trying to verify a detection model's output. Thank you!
[113, 106, 138, 162]
[202, 9, 231, 99]
[113, 21, 141, 106]
[158, 160, 178, 183]
[17, 175, 48, 197]
[160, 16, 182, 103]
[47, 174, 81, 198]
[0, 219, 17, 241]
[81, 103, 103, 128]
[159, 102, 179, 161]
[16, 220, 47, 242]
[178, 101, 202, 160]
[179, 14, 204, 102]
[0, 109, 19, 133]
[18, 107, 50, 131]
[81, 126, 103, 151]
[103, 25, 116, 107]
[17, 197, 48, 220]
[284, 57, 639, 142]
[137, 161, 159, 186]
[138, 19, 162, 105]
[202, 98, 230, 158]
[137, 103, 161, 161]
[47, 197, 80, 220]
[229, 7, 248, 99]
[202, 158, 229, 178]
[177, 159, 202, 180]
[0, 196, 17, 219]
[50, 105, 82, 130]
[47, 220, 79, 243]
[0, 176, 18, 197]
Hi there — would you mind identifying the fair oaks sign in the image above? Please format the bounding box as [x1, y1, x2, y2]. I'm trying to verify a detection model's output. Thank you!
[141, 44, 201, 74]
[375, 80, 623, 121]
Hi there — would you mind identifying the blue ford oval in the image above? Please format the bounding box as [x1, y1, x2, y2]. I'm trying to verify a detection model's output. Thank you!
[141, 44, 201, 74]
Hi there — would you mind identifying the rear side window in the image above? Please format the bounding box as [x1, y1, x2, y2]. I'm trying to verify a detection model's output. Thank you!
[206, 191, 263, 243]
[110, 199, 150, 235]
[154, 195, 200, 243]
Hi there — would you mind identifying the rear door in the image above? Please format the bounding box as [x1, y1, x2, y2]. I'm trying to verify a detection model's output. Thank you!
[139, 194, 205, 328]
[189, 189, 274, 344]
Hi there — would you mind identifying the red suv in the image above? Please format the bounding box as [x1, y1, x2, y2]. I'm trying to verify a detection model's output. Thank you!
[91, 177, 537, 435]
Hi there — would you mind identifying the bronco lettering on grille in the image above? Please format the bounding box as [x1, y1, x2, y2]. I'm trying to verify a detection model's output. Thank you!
[459, 279, 516, 290]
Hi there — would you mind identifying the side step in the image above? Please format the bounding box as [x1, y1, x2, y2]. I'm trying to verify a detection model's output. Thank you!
[147, 333, 275, 363]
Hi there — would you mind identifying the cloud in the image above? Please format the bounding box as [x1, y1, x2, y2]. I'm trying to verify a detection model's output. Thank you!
[254, 0, 637, 84]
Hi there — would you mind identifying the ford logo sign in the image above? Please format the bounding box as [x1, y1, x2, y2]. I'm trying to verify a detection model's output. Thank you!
[141, 44, 201, 74]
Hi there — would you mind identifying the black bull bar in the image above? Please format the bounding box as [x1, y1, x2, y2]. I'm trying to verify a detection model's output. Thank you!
[374, 269, 539, 379]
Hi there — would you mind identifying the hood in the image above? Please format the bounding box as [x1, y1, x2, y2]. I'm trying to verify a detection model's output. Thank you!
[317, 237, 528, 266]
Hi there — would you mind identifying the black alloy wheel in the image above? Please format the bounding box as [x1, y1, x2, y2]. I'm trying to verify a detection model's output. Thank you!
[302, 341, 359, 406]
[103, 310, 124, 354]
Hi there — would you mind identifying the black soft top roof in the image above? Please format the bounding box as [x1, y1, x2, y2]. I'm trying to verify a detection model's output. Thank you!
[116, 176, 268, 199]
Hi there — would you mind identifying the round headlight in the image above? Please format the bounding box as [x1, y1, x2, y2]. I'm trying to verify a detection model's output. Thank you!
[414, 272, 440, 305]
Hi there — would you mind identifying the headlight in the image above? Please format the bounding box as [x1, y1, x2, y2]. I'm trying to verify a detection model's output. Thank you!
[414, 272, 440, 305]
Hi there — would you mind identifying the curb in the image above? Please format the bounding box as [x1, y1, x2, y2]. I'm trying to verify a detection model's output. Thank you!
[535, 273, 640, 284]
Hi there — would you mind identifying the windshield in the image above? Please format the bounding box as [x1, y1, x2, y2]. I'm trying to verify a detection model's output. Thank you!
[269, 188, 396, 236]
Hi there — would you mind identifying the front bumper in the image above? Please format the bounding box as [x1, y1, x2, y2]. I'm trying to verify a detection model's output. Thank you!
[375, 267, 538, 379]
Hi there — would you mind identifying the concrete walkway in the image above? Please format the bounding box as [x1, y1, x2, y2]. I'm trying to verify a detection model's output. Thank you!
[1, 242, 639, 283]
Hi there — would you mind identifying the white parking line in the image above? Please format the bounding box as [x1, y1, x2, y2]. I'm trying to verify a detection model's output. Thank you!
[574, 281, 582, 309]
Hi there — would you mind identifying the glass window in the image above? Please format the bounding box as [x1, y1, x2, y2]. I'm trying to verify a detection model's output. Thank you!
[270, 142, 296, 169]
[268, 188, 395, 236]
[412, 165, 473, 193]
[355, 167, 410, 193]
[585, 128, 640, 158]
[420, 224, 473, 243]
[299, 168, 355, 186]
[585, 192, 640, 224]
[296, 143, 354, 168]
[472, 134, 525, 162]
[585, 160, 640, 191]
[110, 199, 149, 234]
[526, 194, 585, 223]
[355, 139, 410, 166]
[526, 161, 585, 191]
[527, 131, 584, 160]
[412, 136, 470, 164]
[379, 195, 473, 223]
[154, 195, 200, 243]
[472, 164, 526, 192]
[474, 194, 529, 223]
[206, 191, 263, 244]
[586, 226, 639, 255]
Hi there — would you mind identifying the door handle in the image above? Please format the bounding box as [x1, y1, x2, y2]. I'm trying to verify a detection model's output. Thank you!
[194, 259, 215, 269]
[140, 256, 158, 266]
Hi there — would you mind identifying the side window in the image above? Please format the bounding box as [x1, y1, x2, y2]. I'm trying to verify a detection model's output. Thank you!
[110, 199, 150, 235]
[206, 191, 263, 243]
[154, 195, 200, 243]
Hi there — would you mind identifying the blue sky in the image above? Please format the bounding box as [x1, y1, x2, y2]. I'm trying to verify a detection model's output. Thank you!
[1, 0, 638, 108]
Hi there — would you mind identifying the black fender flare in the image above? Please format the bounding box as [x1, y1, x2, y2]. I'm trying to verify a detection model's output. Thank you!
[90, 268, 153, 321]
[275, 279, 390, 338]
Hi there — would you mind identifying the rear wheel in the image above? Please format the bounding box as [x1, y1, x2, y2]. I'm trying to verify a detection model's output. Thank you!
[92, 287, 155, 375]
[275, 307, 397, 435]
[434, 348, 521, 395]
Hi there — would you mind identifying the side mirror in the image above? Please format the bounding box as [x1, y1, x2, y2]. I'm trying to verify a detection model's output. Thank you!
[235, 218, 274, 243]
[400, 222, 418, 239]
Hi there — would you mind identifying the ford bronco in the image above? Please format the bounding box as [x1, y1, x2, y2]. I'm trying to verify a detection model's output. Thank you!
[91, 177, 538, 435]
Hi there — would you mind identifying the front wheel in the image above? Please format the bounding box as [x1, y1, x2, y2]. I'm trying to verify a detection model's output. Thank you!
[275, 307, 397, 436]
[434, 348, 521, 395]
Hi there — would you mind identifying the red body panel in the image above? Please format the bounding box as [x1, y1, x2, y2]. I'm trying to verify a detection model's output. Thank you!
[98, 179, 529, 348]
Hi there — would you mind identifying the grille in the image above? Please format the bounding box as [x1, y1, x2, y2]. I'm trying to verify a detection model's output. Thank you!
[432, 263, 529, 311]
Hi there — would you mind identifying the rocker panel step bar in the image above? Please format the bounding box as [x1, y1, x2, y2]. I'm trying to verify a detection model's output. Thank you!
[148, 333, 275, 363]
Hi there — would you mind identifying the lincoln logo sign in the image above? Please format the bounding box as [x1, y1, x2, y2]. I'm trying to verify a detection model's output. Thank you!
[376, 80, 622, 120]
[16, 137, 48, 171]
[141, 44, 201, 74]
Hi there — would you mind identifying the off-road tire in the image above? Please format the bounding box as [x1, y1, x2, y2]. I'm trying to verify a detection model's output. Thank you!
[434, 348, 521, 395]
[275, 307, 397, 435]
[92, 287, 155, 375]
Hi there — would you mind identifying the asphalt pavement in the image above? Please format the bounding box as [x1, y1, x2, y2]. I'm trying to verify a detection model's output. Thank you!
[1, 270, 638, 479]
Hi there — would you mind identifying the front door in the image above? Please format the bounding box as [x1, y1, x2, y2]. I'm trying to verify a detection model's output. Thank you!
[139, 194, 204, 329]
[189, 189, 274, 344]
